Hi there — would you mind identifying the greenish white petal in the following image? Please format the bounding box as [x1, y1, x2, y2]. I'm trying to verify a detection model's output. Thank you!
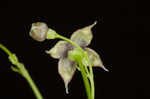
[70, 21, 97, 47]
[84, 48, 109, 71]
[58, 58, 76, 94]
[47, 41, 67, 59]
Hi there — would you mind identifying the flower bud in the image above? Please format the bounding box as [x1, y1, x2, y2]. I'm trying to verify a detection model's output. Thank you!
[30, 22, 48, 42]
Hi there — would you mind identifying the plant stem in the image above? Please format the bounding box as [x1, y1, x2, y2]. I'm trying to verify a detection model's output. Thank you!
[23, 70, 43, 99]
[57, 35, 95, 99]
[0, 43, 43, 99]
[0, 44, 12, 56]
[78, 60, 91, 99]
[86, 56, 95, 99]
[57, 35, 83, 51]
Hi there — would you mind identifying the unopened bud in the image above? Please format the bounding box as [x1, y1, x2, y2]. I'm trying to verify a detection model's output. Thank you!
[30, 22, 48, 42]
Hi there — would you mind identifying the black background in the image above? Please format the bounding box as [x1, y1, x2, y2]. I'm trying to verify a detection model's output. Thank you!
[0, 0, 149, 99]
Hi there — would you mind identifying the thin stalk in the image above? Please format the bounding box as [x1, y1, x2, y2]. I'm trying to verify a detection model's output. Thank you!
[78, 60, 91, 99]
[57, 35, 83, 51]
[0, 43, 43, 99]
[0, 44, 12, 56]
[86, 56, 95, 99]
[23, 70, 43, 99]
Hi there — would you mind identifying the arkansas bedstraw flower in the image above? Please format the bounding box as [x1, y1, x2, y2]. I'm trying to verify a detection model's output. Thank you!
[46, 22, 109, 93]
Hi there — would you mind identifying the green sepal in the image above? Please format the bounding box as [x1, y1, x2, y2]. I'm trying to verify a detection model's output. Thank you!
[46, 28, 59, 39]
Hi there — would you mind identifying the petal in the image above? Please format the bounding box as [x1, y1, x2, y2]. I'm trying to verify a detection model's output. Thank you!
[84, 48, 109, 71]
[46, 41, 68, 59]
[58, 58, 76, 94]
[70, 21, 97, 47]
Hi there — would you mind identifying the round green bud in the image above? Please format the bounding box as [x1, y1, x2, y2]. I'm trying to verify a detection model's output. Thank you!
[30, 22, 48, 42]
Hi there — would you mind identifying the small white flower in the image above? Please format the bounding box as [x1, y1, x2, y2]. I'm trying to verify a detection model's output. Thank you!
[46, 22, 108, 93]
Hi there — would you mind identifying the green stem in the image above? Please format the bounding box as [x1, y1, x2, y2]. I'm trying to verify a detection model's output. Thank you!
[57, 35, 83, 51]
[86, 56, 95, 99]
[23, 70, 43, 99]
[57, 35, 95, 99]
[0, 43, 43, 99]
[0, 44, 12, 56]
[78, 60, 91, 99]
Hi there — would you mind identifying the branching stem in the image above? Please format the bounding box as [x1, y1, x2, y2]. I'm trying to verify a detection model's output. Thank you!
[0, 43, 43, 99]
